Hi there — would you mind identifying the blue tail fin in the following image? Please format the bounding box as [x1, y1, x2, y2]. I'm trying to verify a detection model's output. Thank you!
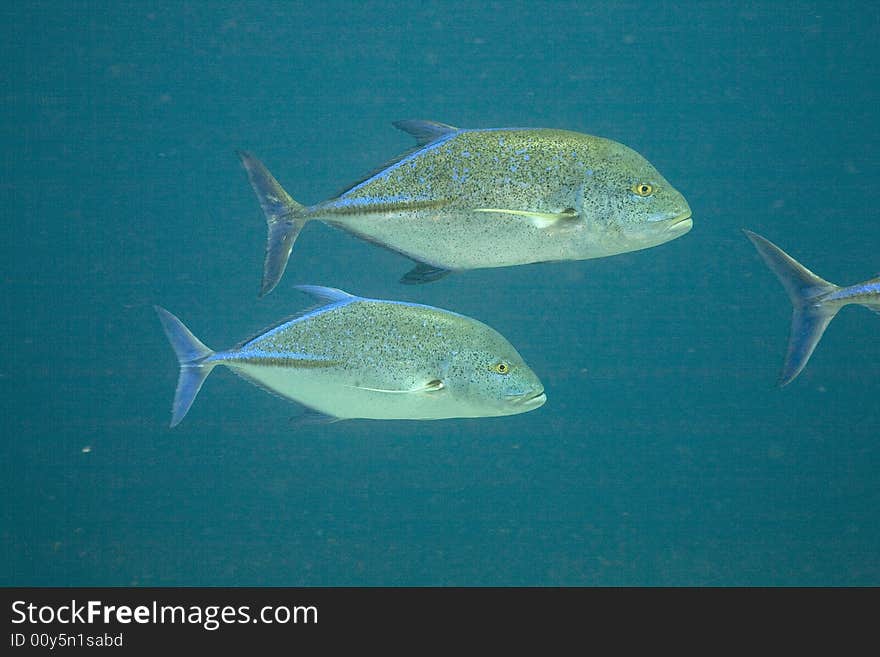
[238, 151, 307, 298]
[743, 230, 840, 386]
[155, 306, 217, 427]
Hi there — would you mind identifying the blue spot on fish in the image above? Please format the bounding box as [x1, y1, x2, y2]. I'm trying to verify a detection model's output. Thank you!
[451, 168, 469, 184]
[332, 194, 424, 210]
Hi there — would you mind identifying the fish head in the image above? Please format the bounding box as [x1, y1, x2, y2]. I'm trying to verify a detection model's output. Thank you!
[441, 328, 546, 417]
[580, 138, 692, 253]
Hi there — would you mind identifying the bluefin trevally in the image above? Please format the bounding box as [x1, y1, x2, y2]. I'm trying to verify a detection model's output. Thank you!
[239, 120, 693, 296]
[744, 229, 880, 385]
[155, 285, 546, 426]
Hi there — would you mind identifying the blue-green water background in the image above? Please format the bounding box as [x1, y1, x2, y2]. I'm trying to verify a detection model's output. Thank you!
[3, 1, 879, 586]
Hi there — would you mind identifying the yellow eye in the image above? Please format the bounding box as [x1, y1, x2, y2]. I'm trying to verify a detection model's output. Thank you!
[490, 362, 510, 375]
[632, 182, 654, 196]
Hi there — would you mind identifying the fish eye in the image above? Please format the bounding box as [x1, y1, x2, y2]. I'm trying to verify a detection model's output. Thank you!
[490, 362, 511, 375]
[631, 182, 654, 197]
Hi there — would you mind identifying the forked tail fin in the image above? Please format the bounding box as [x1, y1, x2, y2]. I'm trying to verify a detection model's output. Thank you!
[743, 230, 841, 386]
[238, 151, 307, 297]
[155, 306, 217, 427]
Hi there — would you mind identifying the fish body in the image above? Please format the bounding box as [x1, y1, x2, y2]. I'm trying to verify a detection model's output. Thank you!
[744, 229, 880, 385]
[240, 121, 692, 295]
[156, 285, 545, 425]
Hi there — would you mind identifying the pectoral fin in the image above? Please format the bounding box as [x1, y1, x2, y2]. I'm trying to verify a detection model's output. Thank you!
[473, 207, 579, 229]
[346, 379, 445, 394]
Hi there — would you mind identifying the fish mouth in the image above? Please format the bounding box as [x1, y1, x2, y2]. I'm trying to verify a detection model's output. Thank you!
[666, 212, 693, 233]
[507, 389, 547, 407]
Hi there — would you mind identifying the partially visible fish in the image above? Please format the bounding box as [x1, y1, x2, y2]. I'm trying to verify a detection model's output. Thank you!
[744, 229, 880, 385]
[240, 120, 693, 296]
[155, 285, 545, 425]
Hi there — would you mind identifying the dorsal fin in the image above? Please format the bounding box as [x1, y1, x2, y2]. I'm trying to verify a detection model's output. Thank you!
[294, 285, 357, 305]
[392, 120, 459, 146]
[235, 286, 358, 348]
[334, 121, 460, 198]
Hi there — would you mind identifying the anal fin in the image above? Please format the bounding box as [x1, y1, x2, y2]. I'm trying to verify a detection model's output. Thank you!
[400, 263, 452, 285]
[290, 408, 344, 426]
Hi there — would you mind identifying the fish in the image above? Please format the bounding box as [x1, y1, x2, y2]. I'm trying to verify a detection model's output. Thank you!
[155, 285, 546, 425]
[239, 120, 693, 296]
[743, 229, 880, 385]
